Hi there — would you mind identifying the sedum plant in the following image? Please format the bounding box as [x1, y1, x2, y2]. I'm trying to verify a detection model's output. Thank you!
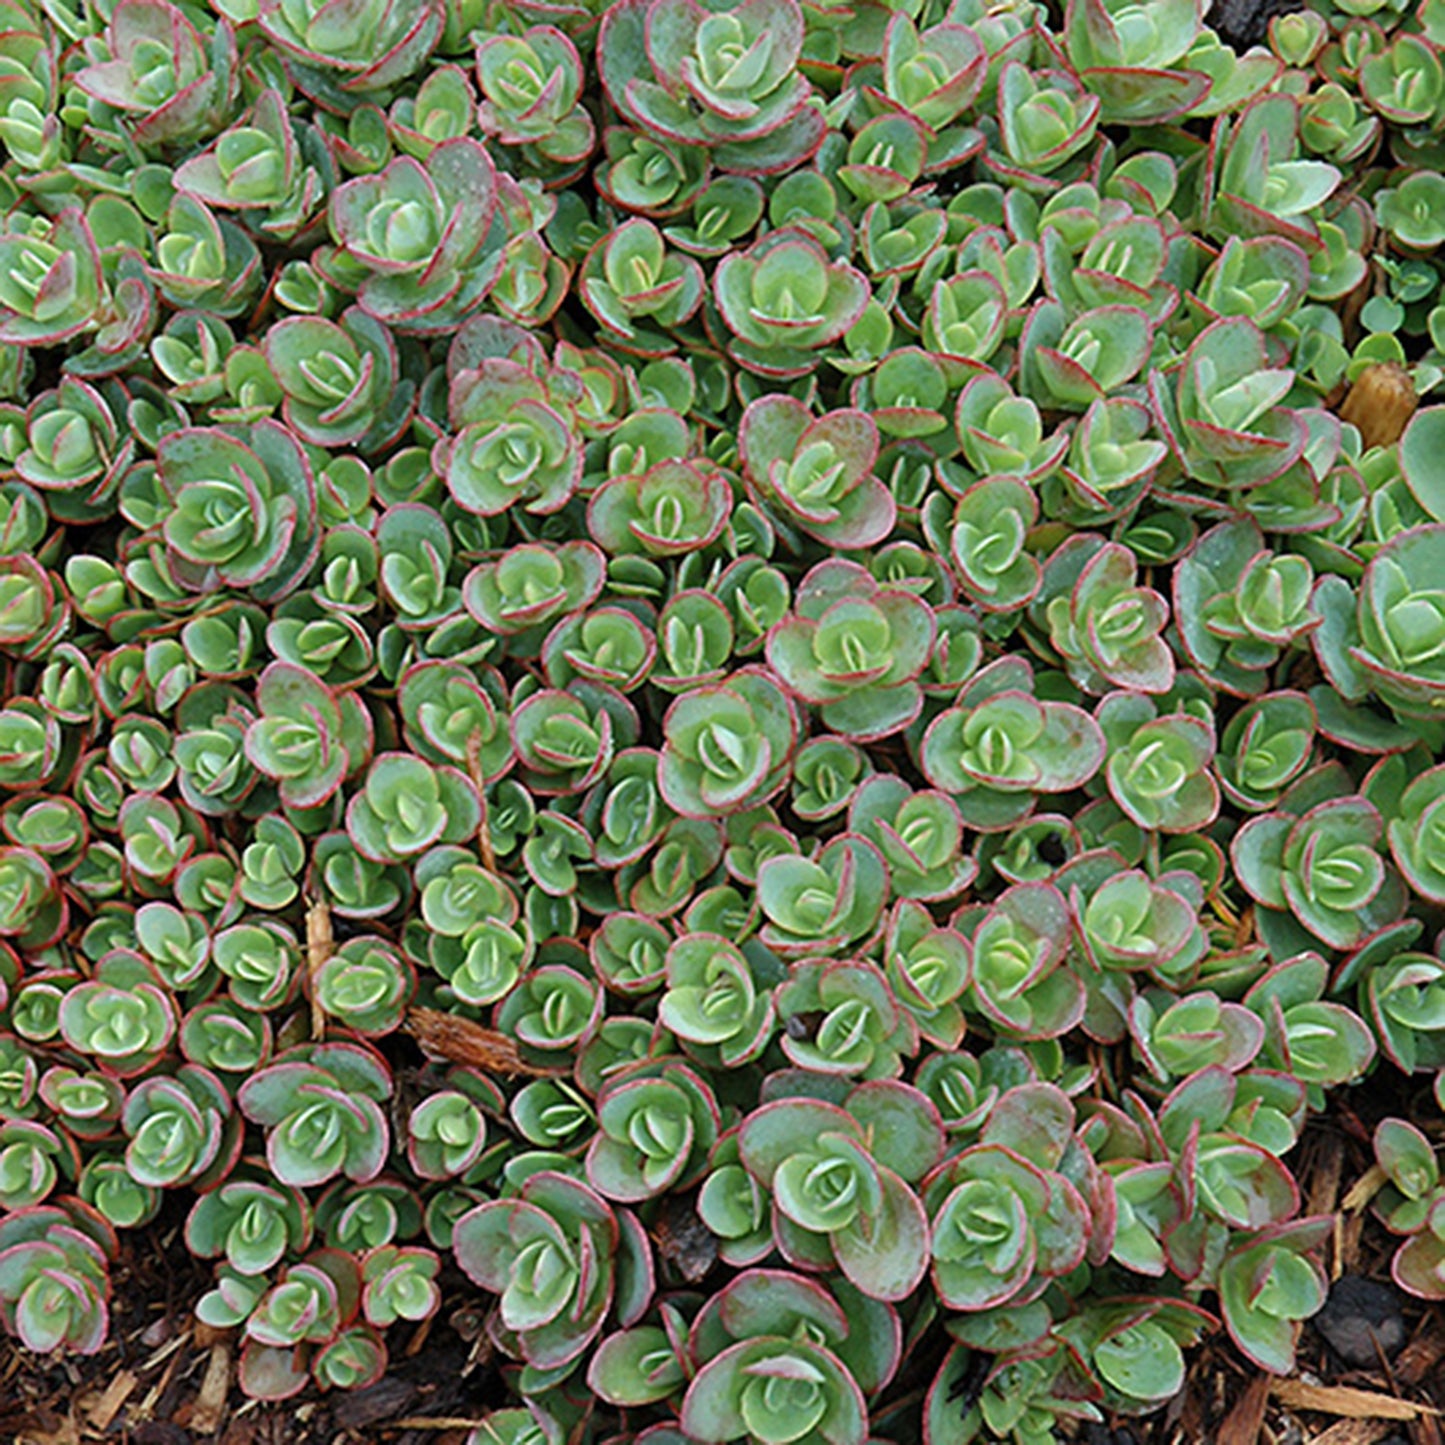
[0, 0, 1444, 1434]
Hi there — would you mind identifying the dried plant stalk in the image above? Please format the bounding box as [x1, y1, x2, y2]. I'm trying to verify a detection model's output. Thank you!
[404, 1008, 558, 1077]
[1339, 362, 1418, 450]
[305, 896, 335, 1041]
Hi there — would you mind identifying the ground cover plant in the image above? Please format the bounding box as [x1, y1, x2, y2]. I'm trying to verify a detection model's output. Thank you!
[3, 0, 1445, 1440]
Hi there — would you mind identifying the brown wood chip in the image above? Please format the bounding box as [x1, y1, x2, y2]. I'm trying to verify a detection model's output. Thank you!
[19, 1414, 79, 1445]
[86, 1368, 137, 1431]
[136, 1342, 186, 1423]
[1218, 1373, 1271, 1445]
[405, 1312, 434, 1359]
[1273, 1380, 1439, 1421]
[1306, 1421, 1399, 1445]
[1395, 1325, 1445, 1388]
[191, 1321, 230, 1352]
[188, 1339, 231, 1438]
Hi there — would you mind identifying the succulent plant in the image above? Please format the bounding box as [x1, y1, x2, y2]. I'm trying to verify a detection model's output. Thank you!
[0, 0, 1443, 1429]
[326, 142, 501, 331]
[452, 1171, 626, 1369]
[598, 0, 823, 174]
[238, 1044, 391, 1189]
[0, 1205, 112, 1355]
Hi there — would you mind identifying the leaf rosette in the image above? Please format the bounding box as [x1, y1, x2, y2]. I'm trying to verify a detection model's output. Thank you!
[877, 14, 986, 132]
[766, 560, 933, 741]
[852, 779, 975, 903]
[75, 0, 236, 149]
[441, 360, 582, 518]
[58, 953, 175, 1077]
[658, 933, 775, 1067]
[326, 141, 502, 330]
[406, 1091, 485, 1180]
[255, 0, 442, 92]
[0, 211, 105, 347]
[598, 0, 824, 174]
[1150, 318, 1307, 492]
[345, 753, 481, 863]
[680, 1335, 869, 1445]
[1063, 0, 1208, 123]
[244, 662, 372, 809]
[739, 394, 895, 551]
[477, 25, 594, 165]
[588, 460, 732, 557]
[361, 1244, 440, 1327]
[172, 89, 327, 240]
[1208, 95, 1340, 251]
[920, 662, 1106, 830]
[658, 666, 796, 818]
[123, 1064, 235, 1190]
[0, 1119, 71, 1211]
[1175, 519, 1319, 696]
[1245, 953, 1375, 1096]
[0, 1205, 112, 1356]
[757, 834, 887, 957]
[452, 1171, 622, 1370]
[1100, 692, 1221, 835]
[580, 219, 705, 350]
[586, 1061, 720, 1202]
[924, 1084, 1091, 1312]
[774, 958, 918, 1076]
[237, 1042, 392, 1190]
[737, 1096, 930, 1302]
[158, 422, 319, 601]
[262, 308, 407, 454]
[1234, 786, 1404, 952]
[966, 882, 1086, 1040]
[1217, 1216, 1331, 1373]
[993, 62, 1100, 179]
[186, 1175, 311, 1276]
[1215, 691, 1316, 812]
[714, 229, 870, 377]
[1316, 526, 1445, 722]
[314, 937, 414, 1037]
[1039, 536, 1175, 695]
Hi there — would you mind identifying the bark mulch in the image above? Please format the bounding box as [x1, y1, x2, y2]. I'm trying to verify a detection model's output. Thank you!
[5, 1111, 1445, 1444]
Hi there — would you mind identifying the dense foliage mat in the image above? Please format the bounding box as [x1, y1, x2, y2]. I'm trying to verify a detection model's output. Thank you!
[4, 0, 1445, 1440]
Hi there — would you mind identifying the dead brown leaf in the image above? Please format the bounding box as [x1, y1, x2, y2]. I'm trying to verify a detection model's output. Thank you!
[404, 1009, 563, 1077]
[1308, 1138, 1347, 1218]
